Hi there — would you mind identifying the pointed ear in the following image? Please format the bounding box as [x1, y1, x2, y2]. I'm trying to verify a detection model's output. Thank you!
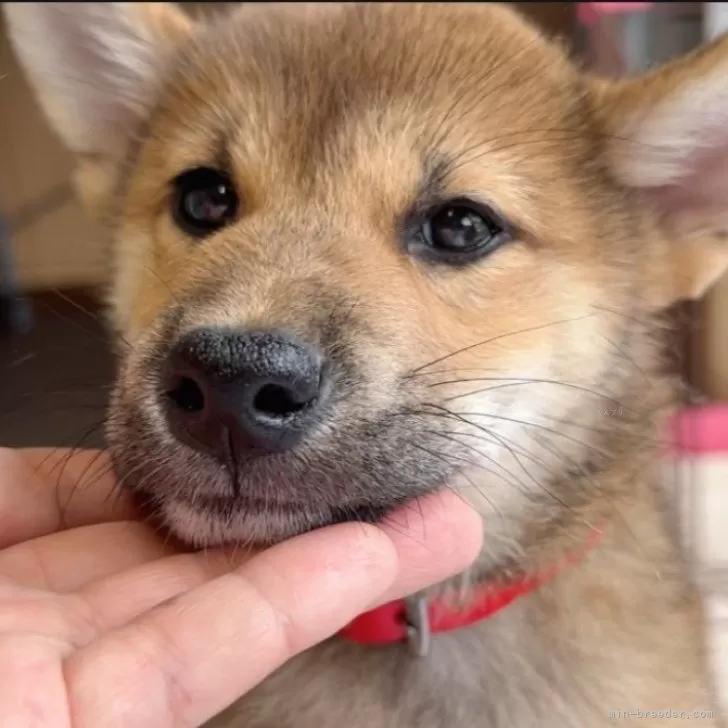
[3, 2, 193, 158]
[591, 34, 728, 306]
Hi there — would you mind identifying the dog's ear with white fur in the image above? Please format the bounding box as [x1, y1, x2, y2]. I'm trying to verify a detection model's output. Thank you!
[3, 2, 193, 158]
[592, 33, 728, 306]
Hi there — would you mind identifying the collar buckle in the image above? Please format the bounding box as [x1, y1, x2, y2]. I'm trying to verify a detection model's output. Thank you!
[404, 595, 431, 658]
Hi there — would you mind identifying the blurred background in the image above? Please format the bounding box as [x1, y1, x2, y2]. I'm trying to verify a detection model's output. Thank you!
[0, 1, 727, 697]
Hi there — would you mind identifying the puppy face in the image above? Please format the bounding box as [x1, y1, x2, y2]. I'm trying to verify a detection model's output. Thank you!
[7, 3, 728, 557]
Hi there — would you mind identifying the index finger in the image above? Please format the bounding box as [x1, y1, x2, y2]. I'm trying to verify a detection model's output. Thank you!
[64, 489, 483, 727]
[0, 447, 134, 548]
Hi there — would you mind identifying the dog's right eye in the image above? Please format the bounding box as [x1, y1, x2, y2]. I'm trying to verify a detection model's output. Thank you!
[172, 167, 239, 238]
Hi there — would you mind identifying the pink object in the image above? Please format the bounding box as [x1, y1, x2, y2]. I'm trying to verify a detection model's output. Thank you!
[577, 2, 652, 28]
[670, 405, 728, 455]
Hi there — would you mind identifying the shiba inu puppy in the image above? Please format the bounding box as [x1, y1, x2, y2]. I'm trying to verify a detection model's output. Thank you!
[5, 2, 728, 726]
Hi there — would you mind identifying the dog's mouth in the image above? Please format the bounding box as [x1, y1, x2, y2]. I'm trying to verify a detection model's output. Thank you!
[125, 471, 417, 547]
[189, 494, 399, 524]
[132, 487, 398, 523]
[109, 374, 462, 547]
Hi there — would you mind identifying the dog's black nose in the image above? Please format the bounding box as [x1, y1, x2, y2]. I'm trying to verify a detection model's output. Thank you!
[163, 328, 327, 457]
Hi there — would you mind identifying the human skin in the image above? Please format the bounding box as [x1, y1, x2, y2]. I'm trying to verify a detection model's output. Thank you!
[0, 447, 482, 727]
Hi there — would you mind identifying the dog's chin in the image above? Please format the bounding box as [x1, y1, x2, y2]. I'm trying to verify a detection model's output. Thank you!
[130, 489, 409, 549]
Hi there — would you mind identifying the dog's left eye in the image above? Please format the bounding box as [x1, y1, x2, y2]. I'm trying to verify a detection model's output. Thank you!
[172, 167, 239, 238]
[415, 200, 510, 264]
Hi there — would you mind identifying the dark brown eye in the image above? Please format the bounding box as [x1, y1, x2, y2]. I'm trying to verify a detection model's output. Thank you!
[418, 199, 510, 264]
[172, 167, 239, 238]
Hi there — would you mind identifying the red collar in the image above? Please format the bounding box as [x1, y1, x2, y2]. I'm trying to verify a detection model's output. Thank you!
[339, 526, 602, 656]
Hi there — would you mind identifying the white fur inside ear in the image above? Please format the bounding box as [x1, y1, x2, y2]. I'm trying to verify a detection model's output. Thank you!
[4, 2, 173, 155]
[619, 73, 728, 187]
[600, 35, 728, 305]
[616, 69, 728, 190]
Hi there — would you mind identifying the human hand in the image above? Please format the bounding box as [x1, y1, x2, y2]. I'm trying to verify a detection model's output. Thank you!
[0, 447, 482, 727]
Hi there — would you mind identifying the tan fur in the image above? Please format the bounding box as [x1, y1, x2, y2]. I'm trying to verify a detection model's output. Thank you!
[5, 3, 728, 726]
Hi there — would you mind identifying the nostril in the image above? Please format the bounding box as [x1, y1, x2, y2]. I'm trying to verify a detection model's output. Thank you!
[253, 383, 310, 418]
[166, 376, 206, 412]
[164, 329, 328, 456]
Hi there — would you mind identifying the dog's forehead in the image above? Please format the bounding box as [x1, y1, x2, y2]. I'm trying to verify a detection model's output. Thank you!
[142, 2, 591, 233]
[208, 2, 553, 81]
[162, 3, 579, 153]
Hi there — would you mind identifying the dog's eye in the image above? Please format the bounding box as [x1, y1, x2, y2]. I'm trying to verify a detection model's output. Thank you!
[417, 200, 510, 264]
[172, 167, 239, 237]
